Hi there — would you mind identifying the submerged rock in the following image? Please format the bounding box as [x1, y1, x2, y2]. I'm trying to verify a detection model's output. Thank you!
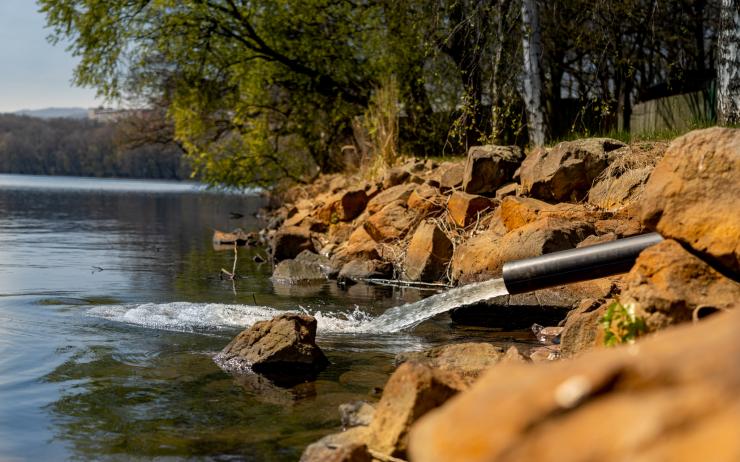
[271, 259, 326, 284]
[215, 313, 329, 382]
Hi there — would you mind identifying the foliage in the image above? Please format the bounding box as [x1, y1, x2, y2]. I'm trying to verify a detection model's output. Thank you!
[361, 77, 401, 178]
[0, 114, 189, 179]
[600, 299, 647, 347]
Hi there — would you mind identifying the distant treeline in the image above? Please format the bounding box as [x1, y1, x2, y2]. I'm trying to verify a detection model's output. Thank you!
[0, 114, 191, 179]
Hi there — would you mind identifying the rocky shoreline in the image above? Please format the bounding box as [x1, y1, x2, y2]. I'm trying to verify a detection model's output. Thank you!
[220, 127, 739, 461]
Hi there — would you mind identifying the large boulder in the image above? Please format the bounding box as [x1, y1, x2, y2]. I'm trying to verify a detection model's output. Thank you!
[519, 138, 626, 202]
[621, 239, 740, 332]
[446, 191, 495, 228]
[640, 127, 740, 274]
[462, 145, 524, 196]
[451, 216, 593, 284]
[409, 308, 740, 462]
[215, 313, 329, 380]
[404, 222, 454, 282]
[367, 362, 467, 459]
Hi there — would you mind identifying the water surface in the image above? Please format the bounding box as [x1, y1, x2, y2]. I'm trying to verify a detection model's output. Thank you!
[0, 174, 531, 461]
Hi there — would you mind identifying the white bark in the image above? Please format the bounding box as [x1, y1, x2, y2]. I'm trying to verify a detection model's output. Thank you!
[521, 0, 546, 146]
[718, 0, 740, 125]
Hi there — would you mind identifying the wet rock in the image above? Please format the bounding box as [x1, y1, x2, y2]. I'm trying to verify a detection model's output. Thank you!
[462, 145, 524, 196]
[409, 308, 740, 462]
[519, 138, 625, 202]
[395, 343, 505, 384]
[317, 188, 369, 223]
[366, 184, 416, 215]
[621, 239, 740, 332]
[271, 259, 326, 284]
[640, 127, 740, 274]
[407, 183, 444, 216]
[367, 362, 467, 459]
[295, 250, 337, 278]
[272, 226, 316, 262]
[450, 216, 593, 284]
[339, 401, 376, 429]
[300, 427, 372, 462]
[403, 222, 454, 282]
[446, 191, 495, 228]
[338, 258, 393, 282]
[216, 313, 329, 380]
[364, 200, 417, 242]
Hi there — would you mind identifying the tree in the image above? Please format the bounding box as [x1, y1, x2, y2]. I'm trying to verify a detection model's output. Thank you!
[521, 0, 546, 146]
[717, 0, 740, 125]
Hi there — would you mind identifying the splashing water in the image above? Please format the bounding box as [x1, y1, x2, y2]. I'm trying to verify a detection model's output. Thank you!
[89, 278, 509, 334]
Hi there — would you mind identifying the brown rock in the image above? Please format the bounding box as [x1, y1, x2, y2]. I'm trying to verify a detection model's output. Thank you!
[407, 183, 444, 216]
[367, 362, 467, 459]
[330, 226, 380, 270]
[409, 308, 740, 462]
[447, 191, 495, 228]
[338, 259, 393, 281]
[499, 196, 604, 232]
[395, 343, 505, 385]
[519, 138, 625, 202]
[501, 346, 529, 364]
[382, 166, 411, 188]
[640, 127, 740, 274]
[576, 232, 617, 248]
[215, 313, 329, 377]
[366, 184, 416, 215]
[588, 166, 652, 211]
[621, 239, 740, 332]
[271, 258, 326, 284]
[300, 427, 372, 462]
[462, 145, 524, 195]
[404, 222, 453, 282]
[559, 300, 607, 357]
[339, 401, 376, 429]
[317, 188, 368, 223]
[495, 182, 519, 200]
[437, 162, 465, 191]
[364, 200, 417, 242]
[451, 216, 593, 284]
[272, 226, 316, 262]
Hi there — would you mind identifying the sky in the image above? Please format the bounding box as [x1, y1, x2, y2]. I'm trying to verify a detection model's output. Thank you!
[0, 0, 102, 112]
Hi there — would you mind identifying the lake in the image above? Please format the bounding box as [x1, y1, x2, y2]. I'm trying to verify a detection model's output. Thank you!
[0, 174, 530, 461]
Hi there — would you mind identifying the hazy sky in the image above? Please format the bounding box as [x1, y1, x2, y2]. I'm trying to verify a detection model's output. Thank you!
[0, 0, 102, 112]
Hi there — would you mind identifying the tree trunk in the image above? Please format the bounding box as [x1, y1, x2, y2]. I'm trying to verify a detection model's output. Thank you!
[717, 0, 740, 125]
[521, 0, 546, 146]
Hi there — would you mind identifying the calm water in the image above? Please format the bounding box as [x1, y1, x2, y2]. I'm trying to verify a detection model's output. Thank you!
[0, 174, 530, 461]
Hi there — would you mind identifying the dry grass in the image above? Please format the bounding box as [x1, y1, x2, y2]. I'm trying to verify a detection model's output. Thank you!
[359, 77, 401, 179]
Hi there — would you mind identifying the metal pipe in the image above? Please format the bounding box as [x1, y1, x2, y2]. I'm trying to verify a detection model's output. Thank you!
[502, 232, 664, 294]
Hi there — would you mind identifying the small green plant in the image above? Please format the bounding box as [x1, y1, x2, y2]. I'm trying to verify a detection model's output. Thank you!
[600, 299, 647, 347]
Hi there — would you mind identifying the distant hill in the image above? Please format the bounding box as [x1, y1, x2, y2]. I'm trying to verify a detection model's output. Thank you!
[13, 107, 89, 119]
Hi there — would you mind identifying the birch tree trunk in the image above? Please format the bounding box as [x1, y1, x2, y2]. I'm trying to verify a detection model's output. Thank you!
[717, 0, 740, 125]
[521, 0, 546, 146]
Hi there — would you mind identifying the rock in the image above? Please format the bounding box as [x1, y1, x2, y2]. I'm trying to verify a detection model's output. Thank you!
[451, 216, 593, 284]
[495, 182, 519, 200]
[408, 308, 740, 462]
[588, 166, 653, 211]
[395, 343, 505, 384]
[501, 345, 529, 364]
[499, 195, 604, 232]
[403, 222, 454, 282]
[559, 299, 607, 357]
[317, 188, 369, 223]
[446, 191, 495, 228]
[462, 145, 524, 196]
[620, 239, 740, 332]
[519, 138, 626, 202]
[215, 313, 329, 380]
[338, 259, 393, 282]
[339, 401, 376, 429]
[366, 184, 416, 215]
[576, 232, 617, 247]
[295, 250, 337, 278]
[437, 162, 465, 191]
[407, 183, 444, 216]
[640, 127, 740, 274]
[330, 226, 380, 270]
[364, 200, 417, 242]
[271, 259, 326, 284]
[272, 226, 317, 262]
[367, 362, 467, 459]
[383, 166, 411, 188]
[594, 217, 644, 237]
[300, 427, 372, 462]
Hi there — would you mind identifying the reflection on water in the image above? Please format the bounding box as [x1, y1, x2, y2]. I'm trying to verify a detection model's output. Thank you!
[0, 174, 534, 461]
